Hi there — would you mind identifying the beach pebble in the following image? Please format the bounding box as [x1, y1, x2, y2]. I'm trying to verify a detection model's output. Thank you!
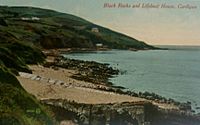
[35, 76, 41, 81]
[48, 79, 56, 84]
[55, 80, 65, 86]
[31, 75, 38, 80]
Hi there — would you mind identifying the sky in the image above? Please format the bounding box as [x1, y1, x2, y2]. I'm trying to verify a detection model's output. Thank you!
[1, 0, 200, 45]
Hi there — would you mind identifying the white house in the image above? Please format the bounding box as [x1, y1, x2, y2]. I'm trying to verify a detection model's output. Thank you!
[96, 43, 103, 47]
[31, 17, 40, 21]
[21, 17, 30, 21]
[21, 17, 40, 21]
[91, 27, 99, 33]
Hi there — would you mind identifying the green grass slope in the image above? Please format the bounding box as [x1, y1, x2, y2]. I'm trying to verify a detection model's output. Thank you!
[0, 24, 54, 125]
[0, 63, 54, 125]
[0, 6, 156, 50]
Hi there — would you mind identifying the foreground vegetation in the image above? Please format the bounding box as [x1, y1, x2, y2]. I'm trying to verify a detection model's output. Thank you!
[0, 32, 55, 124]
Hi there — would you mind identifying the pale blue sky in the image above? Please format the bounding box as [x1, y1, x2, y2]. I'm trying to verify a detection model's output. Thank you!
[1, 0, 200, 45]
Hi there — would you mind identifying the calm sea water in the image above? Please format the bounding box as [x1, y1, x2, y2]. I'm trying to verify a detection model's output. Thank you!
[63, 46, 200, 113]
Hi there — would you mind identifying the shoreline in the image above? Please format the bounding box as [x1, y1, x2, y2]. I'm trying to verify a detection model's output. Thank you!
[17, 56, 190, 112]
[56, 48, 199, 112]
[15, 51, 200, 124]
[47, 50, 194, 110]
[42, 47, 162, 57]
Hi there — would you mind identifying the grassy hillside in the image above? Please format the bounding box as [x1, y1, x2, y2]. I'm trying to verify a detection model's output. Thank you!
[0, 36, 53, 124]
[0, 6, 156, 50]
[0, 20, 53, 125]
[0, 63, 54, 125]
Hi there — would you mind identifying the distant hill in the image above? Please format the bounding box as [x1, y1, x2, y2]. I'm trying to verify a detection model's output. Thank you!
[0, 6, 156, 50]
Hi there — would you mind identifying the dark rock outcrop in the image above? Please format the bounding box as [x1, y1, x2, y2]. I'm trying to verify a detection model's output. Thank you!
[0, 18, 8, 26]
[42, 99, 200, 125]
[44, 56, 119, 86]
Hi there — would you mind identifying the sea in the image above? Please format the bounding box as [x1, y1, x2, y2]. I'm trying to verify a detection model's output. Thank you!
[63, 46, 200, 113]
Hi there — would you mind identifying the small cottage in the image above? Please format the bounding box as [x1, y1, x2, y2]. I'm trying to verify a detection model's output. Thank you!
[91, 27, 99, 33]
[96, 43, 103, 47]
[21, 17, 40, 21]
[31, 17, 40, 21]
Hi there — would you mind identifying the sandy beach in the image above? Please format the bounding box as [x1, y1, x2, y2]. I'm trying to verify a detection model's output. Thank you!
[17, 65, 178, 110]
